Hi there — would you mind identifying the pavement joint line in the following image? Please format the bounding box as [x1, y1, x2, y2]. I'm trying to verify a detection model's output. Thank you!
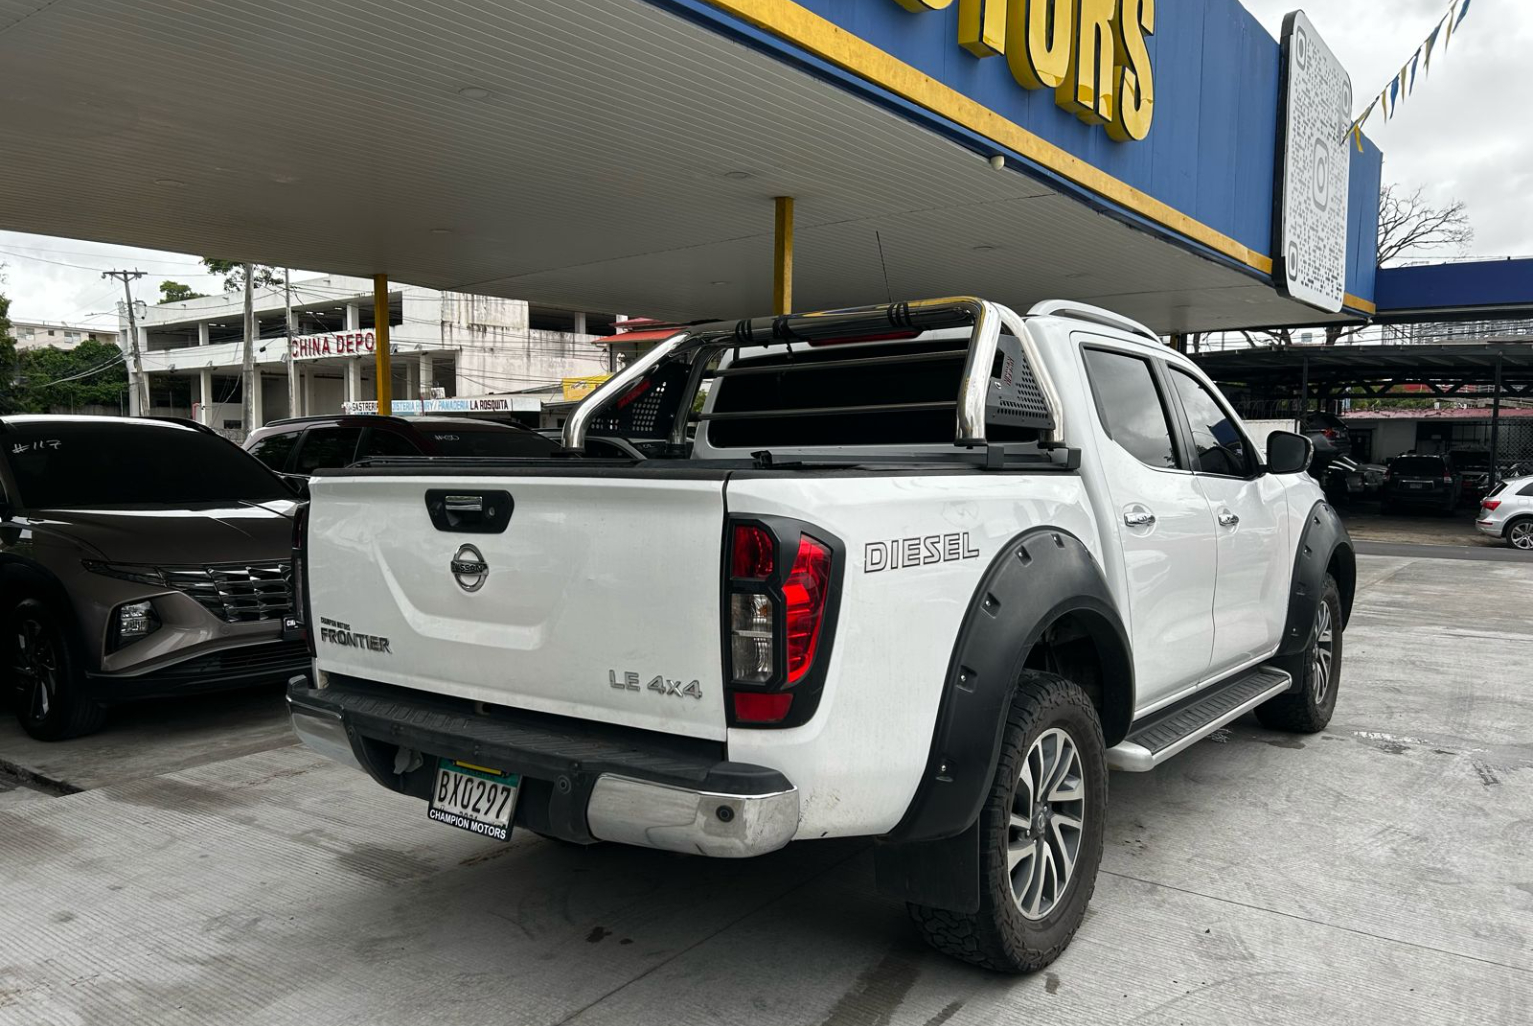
[1353, 558, 1418, 594]
[548, 843, 873, 1026]
[1099, 868, 1533, 977]
[1353, 540, 1533, 563]
[0, 756, 82, 798]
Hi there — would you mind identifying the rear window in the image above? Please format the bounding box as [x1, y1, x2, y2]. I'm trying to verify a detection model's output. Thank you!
[1393, 457, 1447, 477]
[247, 430, 300, 471]
[6, 423, 288, 508]
[1450, 451, 1489, 469]
[293, 427, 362, 474]
[422, 427, 559, 458]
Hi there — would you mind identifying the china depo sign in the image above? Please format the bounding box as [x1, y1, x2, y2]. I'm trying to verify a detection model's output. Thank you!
[290, 331, 377, 361]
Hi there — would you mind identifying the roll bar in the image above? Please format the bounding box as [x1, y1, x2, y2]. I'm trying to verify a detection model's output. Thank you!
[562, 297, 1016, 452]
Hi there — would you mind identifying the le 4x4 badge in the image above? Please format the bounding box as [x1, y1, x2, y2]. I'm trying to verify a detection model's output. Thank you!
[608, 670, 703, 700]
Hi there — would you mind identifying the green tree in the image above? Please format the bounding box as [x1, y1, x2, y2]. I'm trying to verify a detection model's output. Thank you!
[14, 338, 129, 413]
[0, 290, 23, 415]
[202, 259, 285, 293]
[158, 280, 205, 304]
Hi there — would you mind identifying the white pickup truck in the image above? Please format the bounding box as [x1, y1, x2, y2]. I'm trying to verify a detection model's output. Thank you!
[288, 298, 1354, 973]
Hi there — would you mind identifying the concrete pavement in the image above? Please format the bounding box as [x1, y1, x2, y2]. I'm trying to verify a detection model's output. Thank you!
[1, 553, 1529, 1025]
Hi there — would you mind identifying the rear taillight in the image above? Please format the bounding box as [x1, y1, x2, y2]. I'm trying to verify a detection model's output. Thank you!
[1482, 500, 1501, 511]
[290, 503, 313, 656]
[784, 536, 831, 683]
[724, 519, 838, 728]
[731, 524, 774, 580]
[733, 692, 793, 724]
[1322, 428, 1339, 439]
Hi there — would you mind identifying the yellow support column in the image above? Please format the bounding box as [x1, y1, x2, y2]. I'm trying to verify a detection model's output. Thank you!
[373, 274, 392, 416]
[773, 196, 794, 315]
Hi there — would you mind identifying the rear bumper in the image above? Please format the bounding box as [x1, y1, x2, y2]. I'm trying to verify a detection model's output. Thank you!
[287, 675, 799, 858]
[1476, 519, 1503, 537]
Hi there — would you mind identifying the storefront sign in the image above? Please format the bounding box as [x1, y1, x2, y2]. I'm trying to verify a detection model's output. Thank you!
[342, 396, 540, 416]
[892, 0, 1155, 142]
[1274, 11, 1351, 314]
[290, 331, 378, 361]
[562, 374, 612, 402]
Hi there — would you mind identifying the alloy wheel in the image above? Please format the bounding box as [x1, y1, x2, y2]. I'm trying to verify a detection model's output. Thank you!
[1006, 727, 1086, 921]
[14, 619, 58, 722]
[1511, 521, 1533, 551]
[1311, 601, 1335, 705]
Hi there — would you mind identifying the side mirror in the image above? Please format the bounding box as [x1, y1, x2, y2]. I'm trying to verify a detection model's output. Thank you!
[1266, 430, 1314, 475]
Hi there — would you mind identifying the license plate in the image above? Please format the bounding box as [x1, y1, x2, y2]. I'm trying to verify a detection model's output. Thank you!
[428, 759, 519, 841]
[1407, 482, 1426, 489]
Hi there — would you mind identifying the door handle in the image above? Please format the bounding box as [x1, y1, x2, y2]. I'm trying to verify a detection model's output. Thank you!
[1123, 510, 1156, 528]
[1218, 511, 1240, 527]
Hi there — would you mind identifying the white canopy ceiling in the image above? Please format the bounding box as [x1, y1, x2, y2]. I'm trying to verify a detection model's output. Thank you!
[0, 0, 1354, 333]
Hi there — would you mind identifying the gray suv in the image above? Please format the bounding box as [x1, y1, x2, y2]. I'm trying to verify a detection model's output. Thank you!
[0, 416, 309, 740]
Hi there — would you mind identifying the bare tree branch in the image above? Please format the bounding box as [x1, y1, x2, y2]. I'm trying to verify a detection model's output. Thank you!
[1376, 184, 1474, 265]
[1243, 182, 1473, 349]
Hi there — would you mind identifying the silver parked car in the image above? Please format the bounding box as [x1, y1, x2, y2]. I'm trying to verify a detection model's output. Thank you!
[1476, 475, 1533, 550]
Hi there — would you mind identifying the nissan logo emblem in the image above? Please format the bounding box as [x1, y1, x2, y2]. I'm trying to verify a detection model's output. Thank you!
[451, 544, 489, 593]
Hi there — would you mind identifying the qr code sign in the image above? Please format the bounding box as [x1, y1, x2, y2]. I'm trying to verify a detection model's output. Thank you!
[1278, 13, 1352, 314]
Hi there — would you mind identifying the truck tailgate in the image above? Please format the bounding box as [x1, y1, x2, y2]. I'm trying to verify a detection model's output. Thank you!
[307, 473, 729, 740]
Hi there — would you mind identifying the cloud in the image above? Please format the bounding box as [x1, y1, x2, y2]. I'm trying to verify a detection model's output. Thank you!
[0, 232, 218, 326]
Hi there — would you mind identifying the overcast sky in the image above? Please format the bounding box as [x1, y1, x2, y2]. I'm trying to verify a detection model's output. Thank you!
[1, 0, 1526, 325]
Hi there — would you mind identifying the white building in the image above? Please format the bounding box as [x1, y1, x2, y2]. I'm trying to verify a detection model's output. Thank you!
[122, 275, 618, 435]
[12, 320, 118, 351]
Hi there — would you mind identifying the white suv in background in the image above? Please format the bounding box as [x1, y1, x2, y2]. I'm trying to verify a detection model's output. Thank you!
[1477, 476, 1533, 550]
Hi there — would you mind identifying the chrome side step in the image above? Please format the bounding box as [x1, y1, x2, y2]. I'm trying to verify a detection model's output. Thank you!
[1106, 665, 1292, 772]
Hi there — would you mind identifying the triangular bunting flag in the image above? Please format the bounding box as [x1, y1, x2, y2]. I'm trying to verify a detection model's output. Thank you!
[1424, 21, 1442, 72]
[1343, 2, 1471, 142]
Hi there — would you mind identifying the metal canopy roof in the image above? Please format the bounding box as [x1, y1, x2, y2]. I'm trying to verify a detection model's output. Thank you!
[0, 0, 1356, 334]
[1373, 259, 1533, 323]
[1195, 343, 1533, 399]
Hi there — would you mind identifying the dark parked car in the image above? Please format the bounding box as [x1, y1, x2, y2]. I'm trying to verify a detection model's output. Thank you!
[1303, 411, 1352, 464]
[1448, 448, 1491, 502]
[245, 415, 560, 475]
[1381, 453, 1462, 514]
[0, 416, 308, 739]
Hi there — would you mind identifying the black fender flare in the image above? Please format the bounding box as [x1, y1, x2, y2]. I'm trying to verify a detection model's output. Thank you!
[886, 526, 1131, 846]
[1274, 500, 1355, 684]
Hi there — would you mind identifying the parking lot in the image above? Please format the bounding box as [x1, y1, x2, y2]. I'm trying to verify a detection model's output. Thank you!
[2, 548, 1528, 1026]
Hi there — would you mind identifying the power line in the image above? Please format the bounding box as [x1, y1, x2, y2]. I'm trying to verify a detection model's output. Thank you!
[26, 352, 126, 388]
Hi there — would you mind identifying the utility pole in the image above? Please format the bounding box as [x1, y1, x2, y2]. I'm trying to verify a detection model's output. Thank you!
[102, 269, 148, 415]
[284, 268, 298, 419]
[242, 263, 256, 435]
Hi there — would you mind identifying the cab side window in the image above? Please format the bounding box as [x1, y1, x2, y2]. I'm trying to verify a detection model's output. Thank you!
[293, 427, 363, 474]
[1081, 348, 1179, 470]
[247, 431, 299, 472]
[1168, 369, 1251, 477]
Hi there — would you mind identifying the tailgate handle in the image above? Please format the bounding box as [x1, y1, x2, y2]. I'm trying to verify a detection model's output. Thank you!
[425, 490, 513, 534]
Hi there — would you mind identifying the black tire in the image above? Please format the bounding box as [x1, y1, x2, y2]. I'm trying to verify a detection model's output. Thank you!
[1256, 575, 1342, 734]
[908, 671, 1107, 973]
[5, 598, 106, 741]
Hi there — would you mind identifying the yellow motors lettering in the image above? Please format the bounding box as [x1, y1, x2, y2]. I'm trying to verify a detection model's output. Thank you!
[895, 0, 1155, 142]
